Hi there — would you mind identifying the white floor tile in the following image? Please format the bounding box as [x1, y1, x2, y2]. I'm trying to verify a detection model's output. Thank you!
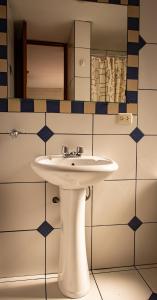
[94, 270, 151, 300]
[46, 275, 101, 300]
[139, 268, 157, 292]
[0, 279, 45, 300]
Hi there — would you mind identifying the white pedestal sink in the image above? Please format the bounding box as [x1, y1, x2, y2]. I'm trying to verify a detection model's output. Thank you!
[31, 155, 118, 298]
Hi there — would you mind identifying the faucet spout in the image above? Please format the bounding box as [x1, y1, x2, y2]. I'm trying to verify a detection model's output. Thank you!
[61, 146, 84, 158]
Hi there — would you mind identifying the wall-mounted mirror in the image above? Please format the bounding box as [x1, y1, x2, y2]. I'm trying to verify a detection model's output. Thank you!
[8, 0, 127, 103]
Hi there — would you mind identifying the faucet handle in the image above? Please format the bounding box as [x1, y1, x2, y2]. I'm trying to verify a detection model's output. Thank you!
[76, 146, 84, 156]
[62, 145, 69, 155]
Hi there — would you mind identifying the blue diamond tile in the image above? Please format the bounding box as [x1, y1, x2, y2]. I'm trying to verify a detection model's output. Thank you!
[37, 221, 54, 237]
[0, 99, 8, 112]
[130, 127, 144, 143]
[128, 216, 142, 231]
[37, 126, 54, 142]
[149, 293, 157, 300]
[139, 35, 146, 51]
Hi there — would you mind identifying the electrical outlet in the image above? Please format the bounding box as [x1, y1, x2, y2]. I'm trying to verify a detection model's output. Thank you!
[118, 113, 133, 125]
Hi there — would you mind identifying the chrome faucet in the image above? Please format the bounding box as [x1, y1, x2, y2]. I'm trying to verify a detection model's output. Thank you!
[62, 146, 84, 158]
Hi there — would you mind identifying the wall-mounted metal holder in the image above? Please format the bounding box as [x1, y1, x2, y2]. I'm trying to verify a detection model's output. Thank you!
[9, 129, 21, 137]
[52, 196, 60, 204]
[52, 186, 91, 204]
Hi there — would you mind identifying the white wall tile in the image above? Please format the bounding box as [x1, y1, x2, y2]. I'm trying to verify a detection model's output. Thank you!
[75, 48, 90, 78]
[0, 278, 45, 299]
[75, 77, 90, 101]
[0, 113, 45, 133]
[67, 78, 75, 100]
[0, 231, 45, 278]
[137, 136, 157, 179]
[139, 45, 157, 89]
[46, 227, 91, 273]
[93, 135, 136, 179]
[94, 271, 151, 300]
[135, 224, 157, 265]
[0, 135, 45, 182]
[75, 21, 90, 49]
[46, 113, 92, 134]
[93, 180, 135, 225]
[138, 90, 157, 135]
[46, 183, 60, 228]
[136, 180, 157, 222]
[0, 183, 45, 231]
[46, 183, 91, 228]
[46, 134, 92, 156]
[92, 226, 134, 269]
[67, 45, 74, 84]
[86, 226, 91, 269]
[46, 230, 60, 274]
[140, 0, 157, 43]
[94, 115, 137, 134]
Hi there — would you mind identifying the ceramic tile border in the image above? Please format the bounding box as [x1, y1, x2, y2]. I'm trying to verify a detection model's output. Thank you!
[0, 0, 139, 114]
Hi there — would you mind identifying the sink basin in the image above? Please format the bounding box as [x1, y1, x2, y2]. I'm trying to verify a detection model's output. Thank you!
[31, 154, 118, 298]
[31, 155, 118, 189]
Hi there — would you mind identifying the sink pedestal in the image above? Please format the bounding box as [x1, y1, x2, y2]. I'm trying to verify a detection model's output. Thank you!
[58, 187, 90, 298]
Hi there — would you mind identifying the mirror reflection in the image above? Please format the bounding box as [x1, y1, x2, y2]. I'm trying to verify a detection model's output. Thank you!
[8, 0, 127, 102]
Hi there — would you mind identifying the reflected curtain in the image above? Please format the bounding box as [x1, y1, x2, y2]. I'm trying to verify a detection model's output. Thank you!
[91, 56, 127, 102]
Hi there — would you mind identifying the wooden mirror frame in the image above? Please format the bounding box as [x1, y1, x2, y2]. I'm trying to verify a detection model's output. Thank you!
[0, 0, 140, 115]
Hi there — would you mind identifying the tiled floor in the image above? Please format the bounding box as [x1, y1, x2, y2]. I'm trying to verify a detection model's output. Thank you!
[0, 266, 156, 300]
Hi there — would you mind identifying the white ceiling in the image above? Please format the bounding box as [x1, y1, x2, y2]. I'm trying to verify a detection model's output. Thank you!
[9, 0, 127, 50]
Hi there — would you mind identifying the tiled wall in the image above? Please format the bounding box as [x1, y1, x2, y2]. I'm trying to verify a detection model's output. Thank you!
[0, 0, 157, 279]
[67, 20, 91, 101]
[74, 20, 91, 101]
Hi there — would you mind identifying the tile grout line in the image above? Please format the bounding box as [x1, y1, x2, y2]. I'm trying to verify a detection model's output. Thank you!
[135, 266, 153, 293]
[92, 272, 103, 300]
[0, 222, 157, 234]
[91, 114, 94, 270]
[92, 267, 137, 275]
[135, 265, 157, 270]
[2, 178, 157, 185]
[2, 132, 157, 136]
[44, 112, 47, 300]
[45, 112, 47, 300]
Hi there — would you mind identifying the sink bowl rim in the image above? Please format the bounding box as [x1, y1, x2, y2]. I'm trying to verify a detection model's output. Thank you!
[32, 154, 118, 173]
